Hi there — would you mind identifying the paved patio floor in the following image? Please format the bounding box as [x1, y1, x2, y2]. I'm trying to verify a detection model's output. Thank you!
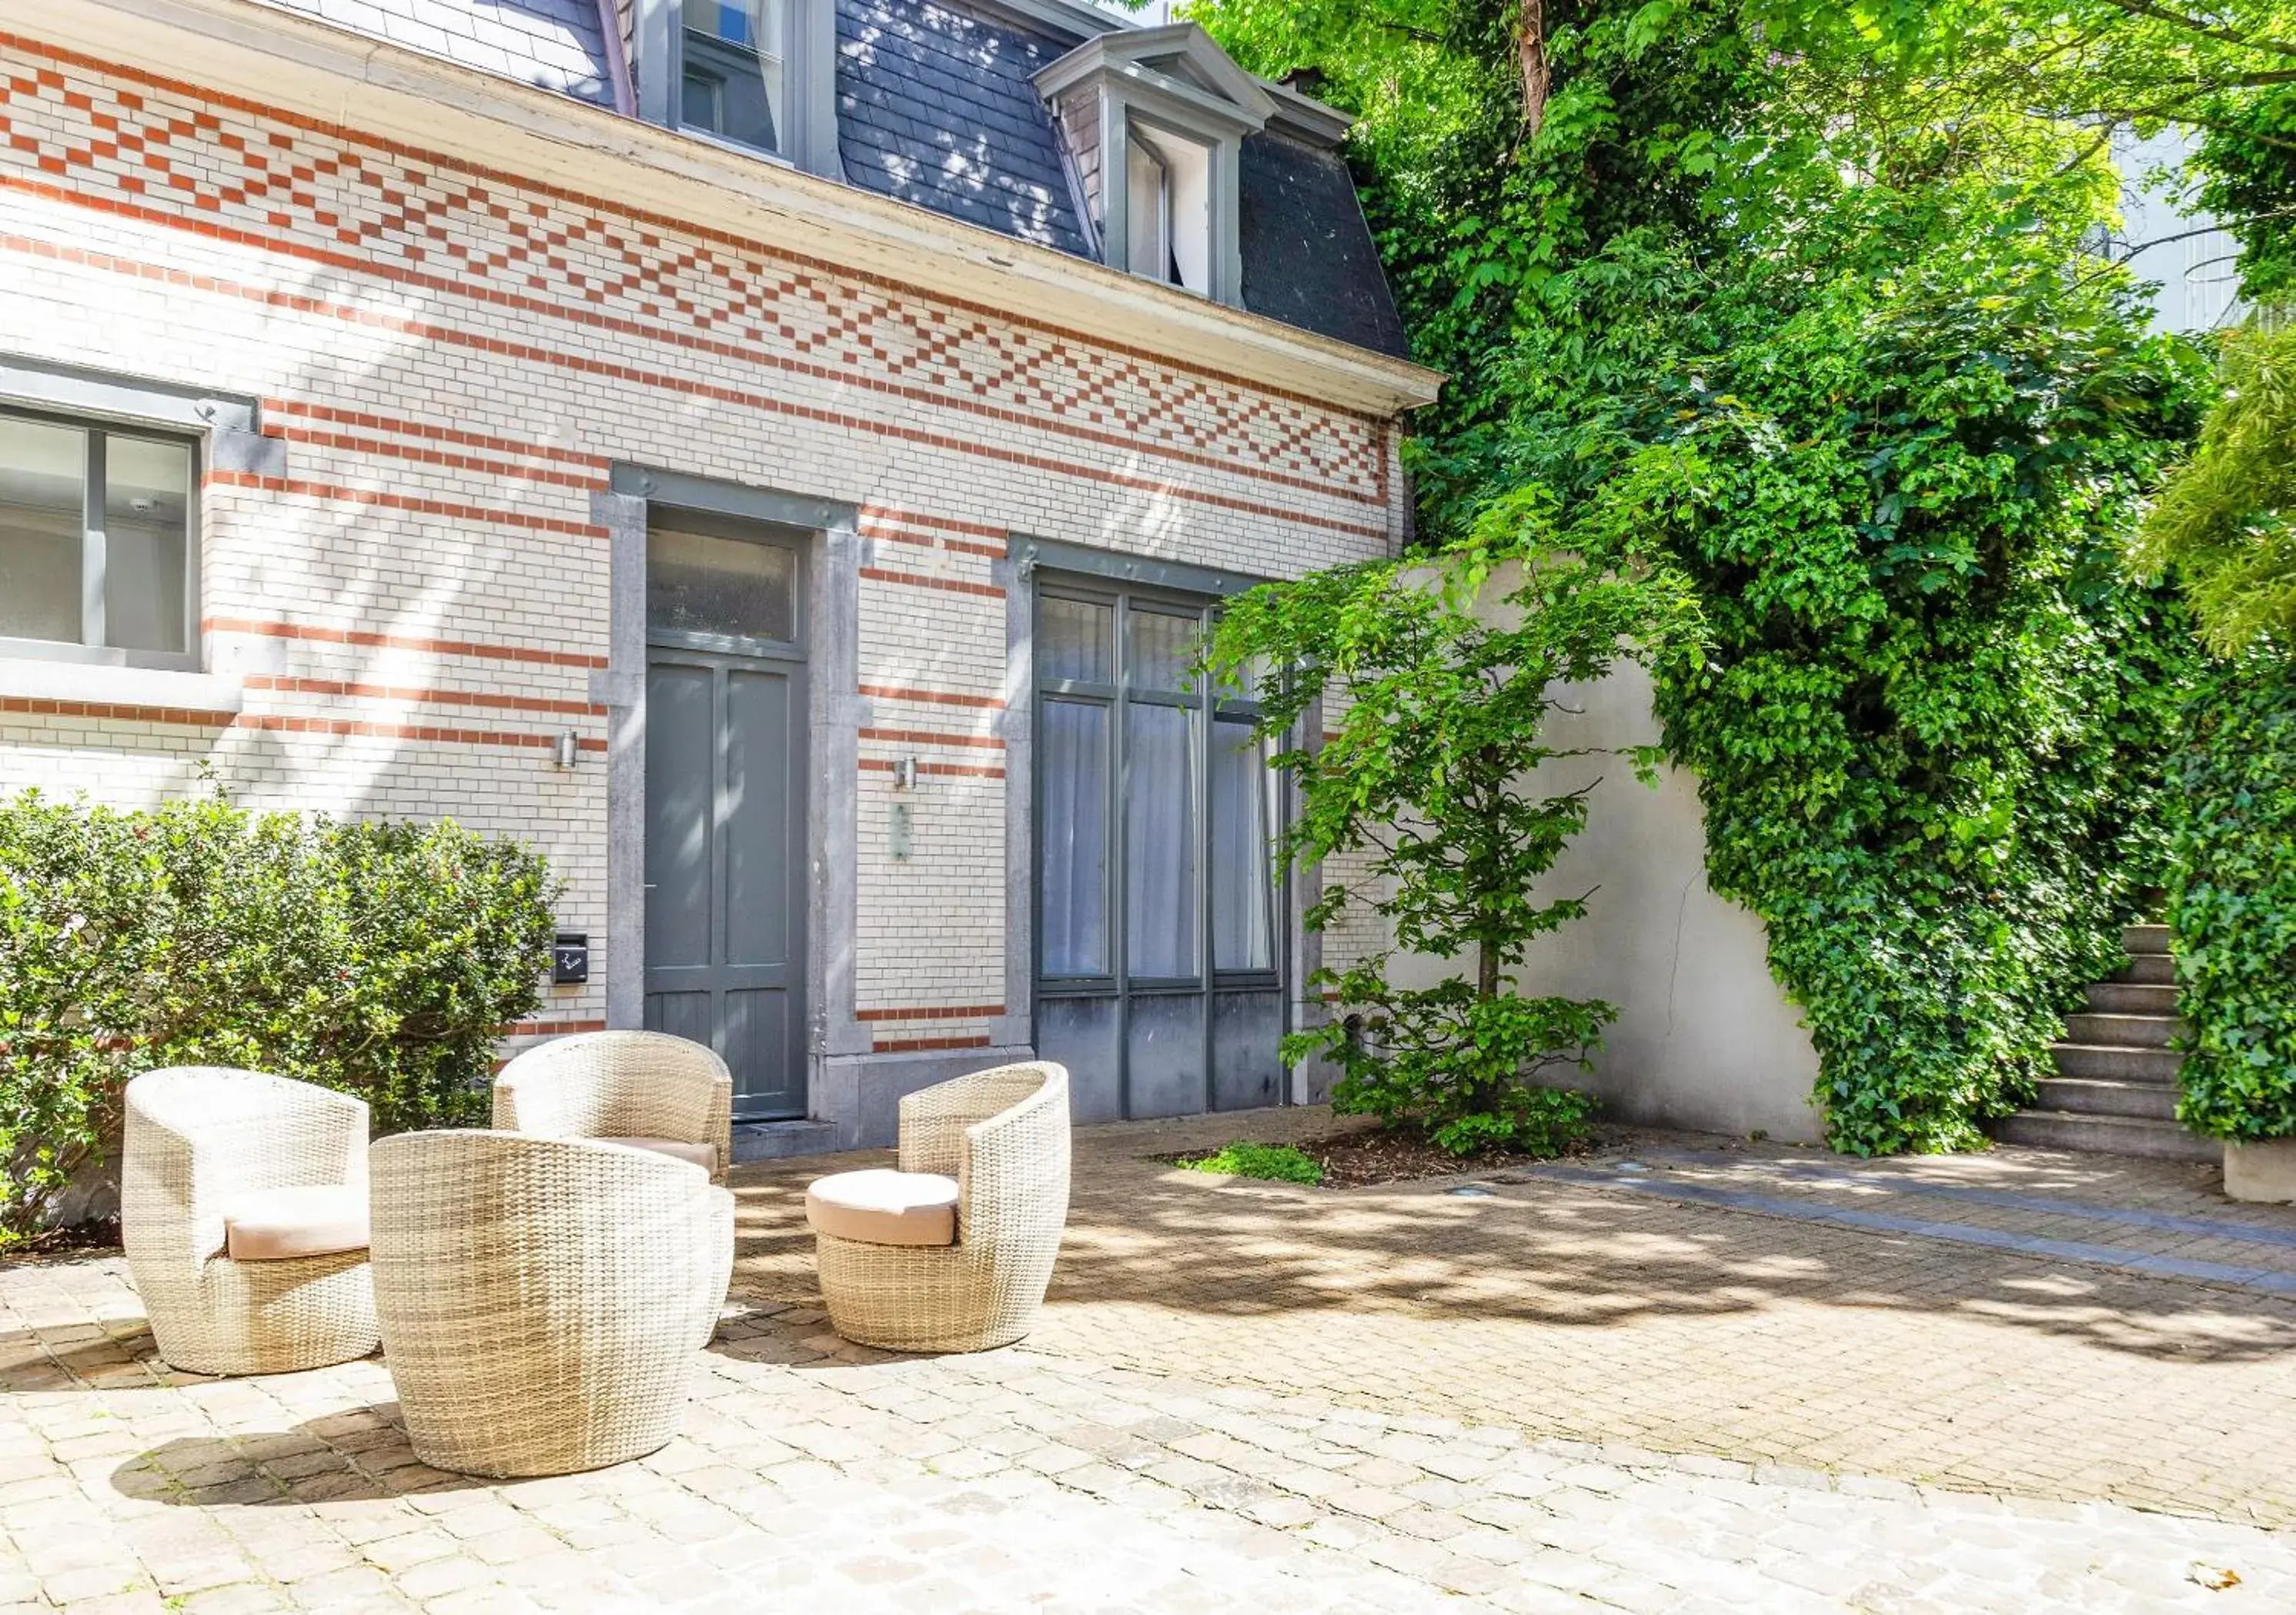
[5, 1107, 2296, 1612]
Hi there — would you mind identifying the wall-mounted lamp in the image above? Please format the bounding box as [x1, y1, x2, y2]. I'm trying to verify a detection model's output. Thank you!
[892, 756, 918, 791]
[553, 731, 580, 770]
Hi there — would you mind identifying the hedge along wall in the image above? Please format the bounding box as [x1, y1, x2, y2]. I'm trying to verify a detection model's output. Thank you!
[2169, 655, 2296, 1140]
[0, 791, 557, 1242]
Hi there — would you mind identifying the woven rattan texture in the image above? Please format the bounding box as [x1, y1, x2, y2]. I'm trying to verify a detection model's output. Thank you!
[369, 1130, 734, 1478]
[816, 1062, 1070, 1353]
[121, 1067, 379, 1376]
[491, 1031, 734, 1184]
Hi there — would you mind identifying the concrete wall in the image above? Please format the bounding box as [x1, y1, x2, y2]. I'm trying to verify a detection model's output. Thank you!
[1387, 658, 1826, 1145]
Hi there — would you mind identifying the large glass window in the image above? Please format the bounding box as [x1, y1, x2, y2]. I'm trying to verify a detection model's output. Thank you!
[681, 0, 787, 157]
[0, 410, 195, 667]
[1035, 584, 1276, 986]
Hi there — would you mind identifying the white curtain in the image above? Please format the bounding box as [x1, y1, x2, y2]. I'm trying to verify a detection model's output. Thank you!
[1211, 718, 1273, 970]
[1039, 700, 1110, 975]
[1125, 703, 1198, 977]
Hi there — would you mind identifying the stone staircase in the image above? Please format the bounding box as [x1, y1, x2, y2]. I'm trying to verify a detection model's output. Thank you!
[1992, 924, 2217, 1162]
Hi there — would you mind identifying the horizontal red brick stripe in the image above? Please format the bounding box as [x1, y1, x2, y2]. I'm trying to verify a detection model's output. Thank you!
[244, 674, 603, 717]
[859, 505, 1009, 541]
[858, 725, 1003, 750]
[858, 566, 1005, 600]
[0, 31, 1391, 433]
[500, 1018, 609, 1038]
[236, 712, 604, 751]
[266, 424, 610, 491]
[0, 231, 1391, 542]
[0, 170, 1379, 511]
[873, 1035, 994, 1053]
[855, 1005, 1006, 1022]
[264, 397, 610, 468]
[206, 469, 605, 536]
[203, 617, 608, 669]
[858, 757, 1004, 780]
[858, 683, 1006, 710]
[1, 695, 233, 726]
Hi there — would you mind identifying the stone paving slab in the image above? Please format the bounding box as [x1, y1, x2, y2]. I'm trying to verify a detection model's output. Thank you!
[5, 1257, 2296, 1614]
[730, 1109, 2296, 1526]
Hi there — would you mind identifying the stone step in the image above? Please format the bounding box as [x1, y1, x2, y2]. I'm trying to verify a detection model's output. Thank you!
[2063, 1012, 2181, 1049]
[2124, 922, 2171, 956]
[730, 1118, 841, 1164]
[2033, 1076, 2181, 1122]
[2111, 952, 2176, 987]
[2086, 981, 2179, 1016]
[1993, 1109, 2217, 1162]
[2050, 1042, 2184, 1083]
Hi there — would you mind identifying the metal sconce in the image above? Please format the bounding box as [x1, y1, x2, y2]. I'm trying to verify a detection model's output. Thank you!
[553, 731, 580, 770]
[892, 756, 918, 791]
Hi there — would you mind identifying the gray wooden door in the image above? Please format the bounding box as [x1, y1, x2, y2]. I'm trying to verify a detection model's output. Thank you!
[643, 518, 808, 1119]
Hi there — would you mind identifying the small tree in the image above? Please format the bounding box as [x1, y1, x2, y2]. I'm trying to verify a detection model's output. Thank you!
[1205, 489, 1699, 1155]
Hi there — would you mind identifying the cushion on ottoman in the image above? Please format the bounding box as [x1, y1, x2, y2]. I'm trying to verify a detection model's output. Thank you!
[805, 1169, 961, 1247]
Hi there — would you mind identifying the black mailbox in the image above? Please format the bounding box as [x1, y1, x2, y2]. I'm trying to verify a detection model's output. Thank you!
[553, 933, 590, 985]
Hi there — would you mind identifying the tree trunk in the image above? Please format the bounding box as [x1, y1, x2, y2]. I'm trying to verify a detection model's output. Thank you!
[1479, 938, 1501, 1001]
[1519, 0, 1550, 137]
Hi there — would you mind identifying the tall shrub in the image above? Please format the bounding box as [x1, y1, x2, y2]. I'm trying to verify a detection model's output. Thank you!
[0, 793, 557, 1241]
[1206, 490, 1700, 1155]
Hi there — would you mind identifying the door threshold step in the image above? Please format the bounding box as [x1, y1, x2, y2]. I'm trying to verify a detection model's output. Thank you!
[731, 1119, 841, 1163]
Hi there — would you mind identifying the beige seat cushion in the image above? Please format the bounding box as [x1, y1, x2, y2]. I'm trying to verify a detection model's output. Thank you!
[805, 1169, 961, 1247]
[219, 1185, 369, 1262]
[601, 1136, 717, 1174]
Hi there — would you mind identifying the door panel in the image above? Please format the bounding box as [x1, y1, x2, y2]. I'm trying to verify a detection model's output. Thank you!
[643, 648, 807, 1120]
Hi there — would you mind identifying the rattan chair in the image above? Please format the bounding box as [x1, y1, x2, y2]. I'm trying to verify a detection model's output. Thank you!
[808, 1062, 1069, 1353]
[122, 1067, 379, 1376]
[491, 1030, 734, 1184]
[369, 1130, 733, 1478]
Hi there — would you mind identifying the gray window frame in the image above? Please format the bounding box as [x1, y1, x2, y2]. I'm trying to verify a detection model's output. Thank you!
[1032, 576, 1280, 999]
[636, 0, 842, 179]
[0, 404, 201, 674]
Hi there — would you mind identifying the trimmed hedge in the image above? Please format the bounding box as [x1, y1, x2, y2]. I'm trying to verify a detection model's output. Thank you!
[0, 791, 557, 1242]
[2169, 657, 2296, 1140]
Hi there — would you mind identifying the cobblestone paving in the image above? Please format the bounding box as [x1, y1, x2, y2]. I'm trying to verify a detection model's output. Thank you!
[731, 1111, 2296, 1526]
[4, 1110, 2294, 1612]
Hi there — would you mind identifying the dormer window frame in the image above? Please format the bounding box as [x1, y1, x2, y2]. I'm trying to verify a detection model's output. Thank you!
[633, 0, 843, 179]
[1035, 25, 1275, 310]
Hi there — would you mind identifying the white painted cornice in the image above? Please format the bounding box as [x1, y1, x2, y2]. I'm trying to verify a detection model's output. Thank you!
[19, 0, 1442, 416]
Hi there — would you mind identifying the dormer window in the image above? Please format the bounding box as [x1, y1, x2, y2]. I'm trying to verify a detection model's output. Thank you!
[1125, 126, 1211, 294]
[1036, 24, 1275, 309]
[680, 0, 787, 155]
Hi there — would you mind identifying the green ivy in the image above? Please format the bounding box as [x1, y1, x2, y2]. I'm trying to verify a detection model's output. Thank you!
[0, 791, 558, 1241]
[2167, 657, 2296, 1140]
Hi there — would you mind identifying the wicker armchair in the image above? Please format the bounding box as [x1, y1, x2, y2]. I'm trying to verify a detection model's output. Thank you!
[491, 1030, 734, 1184]
[122, 1068, 379, 1376]
[808, 1062, 1069, 1353]
[368, 1130, 734, 1478]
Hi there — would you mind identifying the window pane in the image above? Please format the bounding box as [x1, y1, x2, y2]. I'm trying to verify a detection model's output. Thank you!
[1038, 596, 1111, 684]
[1211, 718, 1273, 971]
[1125, 701, 1198, 978]
[1127, 607, 1200, 695]
[683, 0, 785, 155]
[648, 526, 797, 641]
[0, 416, 85, 645]
[1125, 135, 1169, 281]
[103, 434, 191, 654]
[1039, 699, 1111, 976]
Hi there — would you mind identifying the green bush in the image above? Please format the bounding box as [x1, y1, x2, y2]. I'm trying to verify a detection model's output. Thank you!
[1179, 1143, 1325, 1185]
[2168, 657, 2296, 1140]
[0, 791, 558, 1242]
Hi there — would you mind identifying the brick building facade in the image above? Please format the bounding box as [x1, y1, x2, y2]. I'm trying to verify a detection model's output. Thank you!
[0, 0, 1437, 1151]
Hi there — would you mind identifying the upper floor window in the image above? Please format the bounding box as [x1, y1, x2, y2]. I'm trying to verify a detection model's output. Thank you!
[1124, 126, 1211, 296]
[0, 410, 196, 670]
[680, 0, 788, 157]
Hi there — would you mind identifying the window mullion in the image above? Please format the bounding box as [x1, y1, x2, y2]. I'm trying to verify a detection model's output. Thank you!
[81, 430, 106, 650]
